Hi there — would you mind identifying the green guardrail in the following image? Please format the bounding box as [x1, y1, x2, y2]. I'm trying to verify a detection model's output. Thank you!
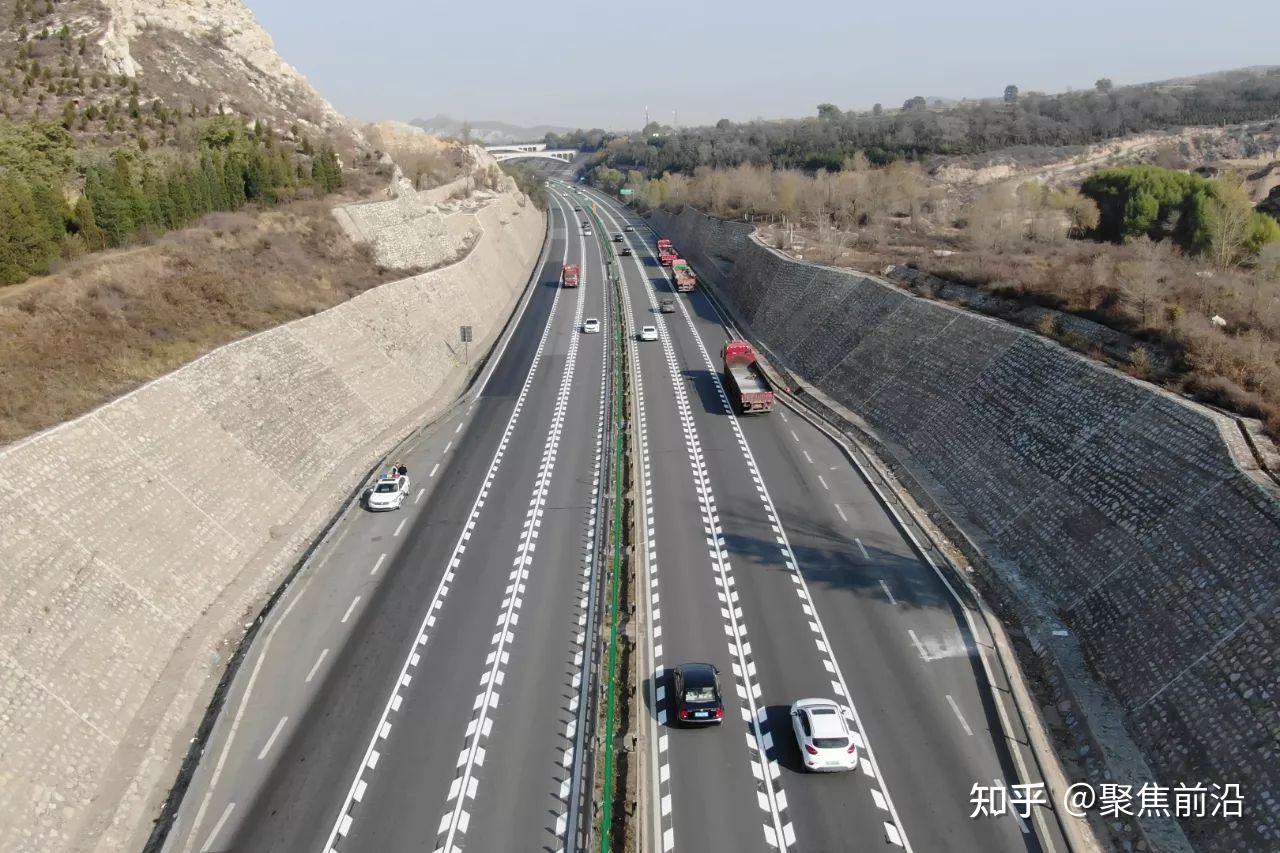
[585, 197, 625, 852]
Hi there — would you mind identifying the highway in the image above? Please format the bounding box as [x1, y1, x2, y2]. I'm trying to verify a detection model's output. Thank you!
[580, 183, 1051, 853]
[161, 166, 1058, 853]
[163, 176, 614, 853]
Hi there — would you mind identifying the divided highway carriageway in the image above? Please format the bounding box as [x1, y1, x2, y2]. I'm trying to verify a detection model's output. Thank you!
[160, 174, 1061, 853]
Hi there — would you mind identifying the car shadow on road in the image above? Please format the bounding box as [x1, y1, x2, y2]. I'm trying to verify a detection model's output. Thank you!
[762, 704, 806, 774]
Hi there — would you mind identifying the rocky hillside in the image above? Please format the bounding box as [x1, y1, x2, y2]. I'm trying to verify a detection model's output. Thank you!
[0, 0, 365, 154]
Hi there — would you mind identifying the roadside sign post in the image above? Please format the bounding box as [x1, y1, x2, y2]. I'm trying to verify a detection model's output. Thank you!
[460, 325, 473, 365]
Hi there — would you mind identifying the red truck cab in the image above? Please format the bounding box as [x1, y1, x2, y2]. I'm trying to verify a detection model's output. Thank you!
[561, 264, 580, 287]
[657, 238, 677, 266]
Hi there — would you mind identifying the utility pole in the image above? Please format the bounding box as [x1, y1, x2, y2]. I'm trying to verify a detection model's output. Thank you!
[644, 106, 649, 131]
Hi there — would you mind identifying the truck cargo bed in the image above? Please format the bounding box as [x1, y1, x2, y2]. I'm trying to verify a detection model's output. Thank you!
[727, 364, 769, 394]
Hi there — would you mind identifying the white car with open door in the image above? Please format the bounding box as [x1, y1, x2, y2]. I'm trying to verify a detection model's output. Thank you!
[790, 698, 859, 772]
[366, 470, 410, 511]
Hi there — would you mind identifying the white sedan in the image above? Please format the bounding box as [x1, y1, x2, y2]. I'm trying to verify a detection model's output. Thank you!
[582, 318, 601, 334]
[638, 325, 658, 342]
[791, 698, 859, 772]
[367, 473, 410, 511]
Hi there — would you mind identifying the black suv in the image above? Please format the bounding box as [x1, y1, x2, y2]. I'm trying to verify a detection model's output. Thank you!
[672, 662, 724, 725]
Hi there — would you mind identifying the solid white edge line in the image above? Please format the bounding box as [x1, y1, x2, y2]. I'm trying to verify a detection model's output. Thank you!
[319, 191, 574, 853]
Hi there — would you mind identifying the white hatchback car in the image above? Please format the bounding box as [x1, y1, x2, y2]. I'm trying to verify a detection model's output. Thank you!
[791, 698, 858, 772]
[582, 318, 601, 334]
[638, 325, 658, 341]
[366, 473, 410, 511]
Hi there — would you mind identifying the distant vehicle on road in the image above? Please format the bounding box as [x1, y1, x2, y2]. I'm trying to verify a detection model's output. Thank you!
[671, 259, 697, 292]
[722, 340, 774, 414]
[657, 239, 677, 266]
[790, 698, 858, 771]
[573, 205, 582, 211]
[582, 318, 600, 333]
[561, 264, 580, 288]
[638, 325, 658, 342]
[619, 246, 633, 256]
[612, 233, 624, 242]
[659, 299, 676, 314]
[366, 472, 410, 511]
[672, 663, 724, 725]
[581, 223, 593, 236]
[623, 224, 635, 232]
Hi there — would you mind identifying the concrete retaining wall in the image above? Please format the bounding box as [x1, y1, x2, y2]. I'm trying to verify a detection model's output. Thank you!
[654, 206, 1280, 852]
[0, 190, 544, 851]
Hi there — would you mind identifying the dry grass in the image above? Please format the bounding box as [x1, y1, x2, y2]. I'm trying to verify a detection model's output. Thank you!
[771, 220, 1280, 437]
[0, 200, 405, 445]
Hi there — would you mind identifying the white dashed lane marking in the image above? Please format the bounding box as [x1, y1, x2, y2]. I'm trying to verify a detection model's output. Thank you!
[455, 422, 463, 434]
[341, 596, 361, 625]
[393, 518, 406, 537]
[199, 802, 235, 853]
[321, 193, 577, 853]
[878, 580, 898, 606]
[907, 629, 929, 661]
[435, 190, 591, 853]
[305, 648, 329, 684]
[599, 187, 912, 851]
[415, 488, 425, 504]
[256, 716, 287, 761]
[790, 429, 799, 441]
[817, 475, 829, 490]
[443, 440, 453, 454]
[430, 463, 440, 478]
[946, 694, 974, 736]
[371, 553, 386, 576]
[834, 504, 849, 522]
[856, 538, 870, 560]
[802, 450, 813, 464]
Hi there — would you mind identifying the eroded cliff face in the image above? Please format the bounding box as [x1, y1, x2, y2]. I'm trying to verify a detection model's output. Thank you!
[94, 0, 362, 146]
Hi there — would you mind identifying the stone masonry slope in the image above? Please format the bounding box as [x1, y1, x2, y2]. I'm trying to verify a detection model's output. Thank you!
[654, 206, 1280, 853]
[0, 190, 545, 852]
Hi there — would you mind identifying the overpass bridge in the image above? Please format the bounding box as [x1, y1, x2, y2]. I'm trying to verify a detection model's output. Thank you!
[485, 143, 576, 163]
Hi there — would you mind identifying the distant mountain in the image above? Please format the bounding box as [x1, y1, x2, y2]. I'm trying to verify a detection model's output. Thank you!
[410, 114, 573, 145]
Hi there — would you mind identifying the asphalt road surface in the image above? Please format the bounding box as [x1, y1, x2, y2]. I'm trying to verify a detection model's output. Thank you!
[165, 171, 1057, 853]
[582, 184, 1049, 853]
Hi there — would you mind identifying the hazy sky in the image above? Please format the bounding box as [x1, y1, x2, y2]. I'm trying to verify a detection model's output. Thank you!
[245, 0, 1278, 130]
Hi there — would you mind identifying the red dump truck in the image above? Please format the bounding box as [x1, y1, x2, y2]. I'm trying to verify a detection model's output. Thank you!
[561, 264, 580, 288]
[656, 239, 678, 266]
[671, 259, 697, 292]
[722, 341, 774, 414]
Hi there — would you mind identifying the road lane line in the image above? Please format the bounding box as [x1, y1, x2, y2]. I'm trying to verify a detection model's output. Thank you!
[597, 186, 914, 852]
[946, 694, 974, 736]
[430, 463, 440, 478]
[199, 802, 234, 853]
[370, 553, 386, 575]
[341, 596, 360, 624]
[435, 189, 592, 853]
[600, 198, 790, 850]
[305, 649, 329, 684]
[256, 717, 288, 760]
[834, 504, 849, 522]
[455, 422, 463, 434]
[393, 518, 406, 537]
[321, 193, 577, 853]
[414, 488, 424, 504]
[856, 538, 870, 560]
[817, 474, 829, 490]
[878, 580, 898, 606]
[790, 429, 799, 441]
[908, 629, 930, 661]
[802, 450, 813, 463]
[443, 440, 453, 454]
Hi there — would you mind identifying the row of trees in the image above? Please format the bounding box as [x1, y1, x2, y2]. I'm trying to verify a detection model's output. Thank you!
[0, 117, 343, 285]
[1082, 166, 1280, 266]
[574, 69, 1280, 178]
